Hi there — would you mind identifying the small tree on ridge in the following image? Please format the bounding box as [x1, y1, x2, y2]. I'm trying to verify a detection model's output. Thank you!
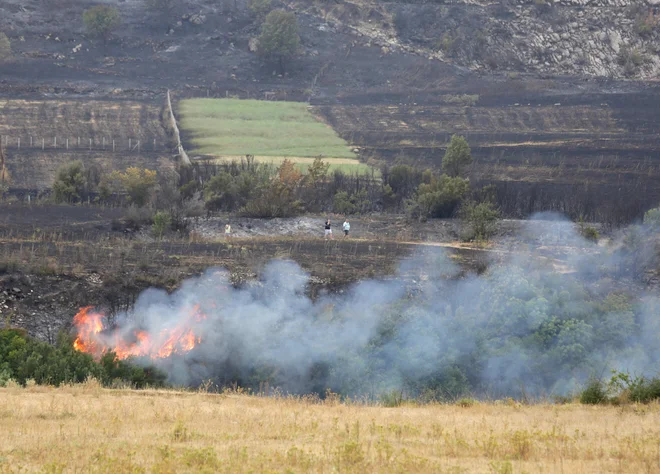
[83, 6, 122, 51]
[257, 10, 301, 74]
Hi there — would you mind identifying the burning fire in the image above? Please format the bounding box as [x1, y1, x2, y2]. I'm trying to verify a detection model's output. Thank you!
[72, 305, 205, 360]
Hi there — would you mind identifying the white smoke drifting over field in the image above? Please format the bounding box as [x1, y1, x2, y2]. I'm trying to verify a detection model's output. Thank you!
[83, 215, 659, 399]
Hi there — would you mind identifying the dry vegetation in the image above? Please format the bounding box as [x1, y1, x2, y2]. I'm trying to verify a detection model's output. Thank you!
[0, 384, 658, 473]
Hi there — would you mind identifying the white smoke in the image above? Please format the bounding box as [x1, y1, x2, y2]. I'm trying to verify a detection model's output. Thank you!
[104, 214, 659, 399]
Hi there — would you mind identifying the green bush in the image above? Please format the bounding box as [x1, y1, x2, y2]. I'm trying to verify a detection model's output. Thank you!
[0, 32, 11, 62]
[257, 10, 301, 74]
[581, 226, 599, 243]
[380, 390, 404, 407]
[152, 211, 172, 238]
[461, 200, 500, 241]
[53, 161, 87, 203]
[644, 207, 660, 227]
[0, 328, 166, 388]
[580, 378, 608, 405]
[442, 135, 473, 178]
[249, 0, 272, 21]
[83, 5, 122, 48]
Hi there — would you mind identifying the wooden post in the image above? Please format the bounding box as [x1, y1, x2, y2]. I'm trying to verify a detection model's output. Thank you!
[153, 138, 156, 150]
[89, 138, 92, 150]
[78, 137, 80, 147]
[129, 138, 132, 150]
[54, 137, 57, 148]
[30, 136, 33, 147]
[17, 138, 20, 149]
[137, 140, 140, 153]
[102, 137, 105, 149]
[113, 140, 115, 152]
[42, 138, 45, 150]
[66, 138, 68, 149]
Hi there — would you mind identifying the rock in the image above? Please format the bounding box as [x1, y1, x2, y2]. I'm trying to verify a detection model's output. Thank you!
[190, 14, 207, 25]
[609, 30, 621, 53]
[72, 44, 82, 53]
[248, 37, 259, 52]
[381, 46, 389, 54]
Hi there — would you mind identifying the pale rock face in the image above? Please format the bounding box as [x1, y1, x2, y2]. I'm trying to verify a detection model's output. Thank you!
[609, 31, 622, 54]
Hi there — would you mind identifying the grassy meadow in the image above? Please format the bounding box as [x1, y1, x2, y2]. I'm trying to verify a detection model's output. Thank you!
[1, 384, 658, 473]
[178, 99, 367, 172]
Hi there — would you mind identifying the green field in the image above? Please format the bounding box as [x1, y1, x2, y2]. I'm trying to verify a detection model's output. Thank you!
[179, 98, 358, 162]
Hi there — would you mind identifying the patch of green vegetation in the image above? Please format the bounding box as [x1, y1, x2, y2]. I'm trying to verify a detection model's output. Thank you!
[179, 98, 356, 159]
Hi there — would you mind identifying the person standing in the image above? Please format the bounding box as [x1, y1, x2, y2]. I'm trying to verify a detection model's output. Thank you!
[225, 223, 231, 240]
[324, 218, 333, 240]
[343, 219, 350, 238]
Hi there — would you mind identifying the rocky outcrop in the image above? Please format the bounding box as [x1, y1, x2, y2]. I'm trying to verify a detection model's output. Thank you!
[317, 0, 660, 79]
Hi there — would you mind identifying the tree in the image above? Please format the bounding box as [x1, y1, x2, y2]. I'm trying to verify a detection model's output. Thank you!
[102, 168, 157, 207]
[0, 33, 11, 62]
[144, 0, 178, 28]
[257, 10, 301, 74]
[442, 135, 473, 178]
[460, 200, 500, 240]
[249, 0, 273, 21]
[53, 161, 87, 203]
[83, 6, 122, 50]
[644, 207, 660, 228]
[413, 174, 470, 218]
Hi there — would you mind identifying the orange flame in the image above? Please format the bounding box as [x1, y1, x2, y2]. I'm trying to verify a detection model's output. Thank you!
[72, 305, 205, 360]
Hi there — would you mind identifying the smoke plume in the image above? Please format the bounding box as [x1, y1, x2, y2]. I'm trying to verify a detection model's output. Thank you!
[77, 214, 659, 399]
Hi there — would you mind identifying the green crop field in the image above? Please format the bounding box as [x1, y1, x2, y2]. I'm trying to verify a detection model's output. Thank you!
[178, 99, 361, 168]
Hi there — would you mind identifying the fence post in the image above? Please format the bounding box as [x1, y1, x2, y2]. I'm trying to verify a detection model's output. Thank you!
[129, 138, 132, 150]
[102, 137, 105, 149]
[113, 140, 115, 152]
[30, 136, 33, 147]
[137, 140, 140, 153]
[89, 138, 92, 150]
[153, 138, 156, 150]
[42, 138, 45, 150]
[54, 137, 57, 148]
[17, 138, 20, 149]
[78, 137, 80, 147]
[66, 138, 68, 150]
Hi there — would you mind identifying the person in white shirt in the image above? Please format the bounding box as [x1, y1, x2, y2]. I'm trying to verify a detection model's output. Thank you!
[225, 223, 231, 240]
[342, 219, 350, 238]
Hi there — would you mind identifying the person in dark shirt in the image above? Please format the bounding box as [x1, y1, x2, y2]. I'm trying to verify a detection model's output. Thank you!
[324, 218, 333, 240]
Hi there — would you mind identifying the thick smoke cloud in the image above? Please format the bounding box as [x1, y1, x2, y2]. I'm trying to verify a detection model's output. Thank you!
[107, 214, 659, 399]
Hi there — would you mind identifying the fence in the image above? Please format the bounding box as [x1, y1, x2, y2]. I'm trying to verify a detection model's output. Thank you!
[0, 135, 164, 153]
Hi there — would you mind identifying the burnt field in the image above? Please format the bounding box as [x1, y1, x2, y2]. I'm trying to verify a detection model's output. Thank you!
[0, 98, 174, 189]
[0, 204, 499, 341]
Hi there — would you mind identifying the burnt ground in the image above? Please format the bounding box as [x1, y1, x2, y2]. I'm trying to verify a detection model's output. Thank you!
[1, 1, 660, 221]
[2, 204, 657, 343]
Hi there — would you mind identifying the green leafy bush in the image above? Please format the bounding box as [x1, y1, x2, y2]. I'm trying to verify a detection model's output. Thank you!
[257, 10, 301, 73]
[0, 328, 165, 388]
[644, 207, 660, 227]
[152, 211, 172, 238]
[442, 135, 473, 178]
[580, 378, 608, 405]
[0, 32, 11, 62]
[53, 161, 87, 203]
[249, 0, 272, 21]
[83, 5, 122, 47]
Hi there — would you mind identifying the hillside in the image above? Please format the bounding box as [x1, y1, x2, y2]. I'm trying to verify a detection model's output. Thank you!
[1, 0, 660, 220]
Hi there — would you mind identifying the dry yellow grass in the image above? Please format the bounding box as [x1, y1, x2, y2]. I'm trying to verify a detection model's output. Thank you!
[0, 384, 659, 473]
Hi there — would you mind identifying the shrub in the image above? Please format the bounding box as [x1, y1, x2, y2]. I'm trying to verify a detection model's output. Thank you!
[413, 174, 470, 219]
[249, 0, 272, 21]
[52, 161, 87, 203]
[83, 6, 122, 48]
[461, 200, 500, 241]
[644, 207, 660, 227]
[0, 329, 166, 388]
[581, 226, 599, 242]
[0, 32, 11, 62]
[152, 211, 172, 238]
[580, 378, 608, 404]
[257, 10, 301, 74]
[380, 390, 404, 407]
[442, 135, 473, 178]
[103, 168, 158, 207]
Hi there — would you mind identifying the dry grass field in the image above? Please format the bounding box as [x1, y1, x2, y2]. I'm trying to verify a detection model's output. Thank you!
[0, 384, 658, 473]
